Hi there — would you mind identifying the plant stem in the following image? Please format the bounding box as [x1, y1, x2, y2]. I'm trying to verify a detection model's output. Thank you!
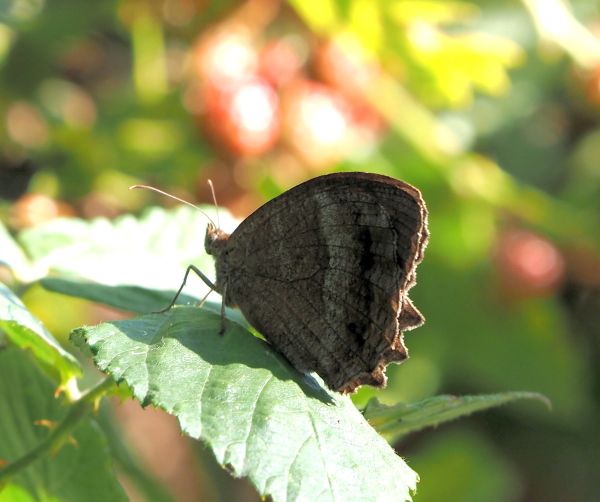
[0, 376, 115, 483]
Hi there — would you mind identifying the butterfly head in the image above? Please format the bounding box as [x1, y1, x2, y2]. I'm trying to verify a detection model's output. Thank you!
[204, 222, 233, 301]
[204, 222, 230, 257]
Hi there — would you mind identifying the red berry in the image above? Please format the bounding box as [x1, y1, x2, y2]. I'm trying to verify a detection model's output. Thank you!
[259, 37, 306, 87]
[201, 78, 280, 156]
[11, 193, 74, 228]
[192, 28, 258, 88]
[495, 229, 565, 298]
[281, 81, 353, 167]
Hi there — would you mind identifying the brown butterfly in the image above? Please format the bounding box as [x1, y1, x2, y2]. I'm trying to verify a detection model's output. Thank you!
[136, 172, 428, 393]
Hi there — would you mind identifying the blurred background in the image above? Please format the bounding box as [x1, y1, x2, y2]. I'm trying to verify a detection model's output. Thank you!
[1, 0, 600, 500]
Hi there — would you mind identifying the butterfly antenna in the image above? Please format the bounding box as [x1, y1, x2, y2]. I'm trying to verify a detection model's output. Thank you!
[207, 179, 221, 229]
[129, 184, 217, 228]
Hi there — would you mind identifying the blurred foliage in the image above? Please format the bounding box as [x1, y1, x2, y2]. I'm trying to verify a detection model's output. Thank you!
[0, 348, 127, 502]
[1, 0, 600, 500]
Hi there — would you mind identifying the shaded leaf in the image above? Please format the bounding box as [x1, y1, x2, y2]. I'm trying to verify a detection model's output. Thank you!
[363, 392, 550, 442]
[0, 282, 80, 383]
[71, 306, 418, 502]
[413, 261, 591, 420]
[39, 277, 249, 327]
[0, 347, 126, 502]
[40, 276, 197, 314]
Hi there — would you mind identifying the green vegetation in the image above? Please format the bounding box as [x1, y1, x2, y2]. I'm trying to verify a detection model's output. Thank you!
[1, 1, 599, 500]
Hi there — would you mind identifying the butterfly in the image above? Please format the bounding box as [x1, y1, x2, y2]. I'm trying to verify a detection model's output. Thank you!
[144, 172, 429, 393]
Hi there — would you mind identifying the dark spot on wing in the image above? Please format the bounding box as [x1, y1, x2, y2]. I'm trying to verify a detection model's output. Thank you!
[396, 248, 405, 269]
[347, 321, 367, 347]
[357, 227, 374, 272]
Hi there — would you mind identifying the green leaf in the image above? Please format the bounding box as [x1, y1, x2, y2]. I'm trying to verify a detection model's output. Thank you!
[387, 26, 523, 108]
[287, 0, 341, 34]
[17, 206, 228, 293]
[0, 222, 34, 282]
[0, 347, 127, 502]
[71, 306, 419, 502]
[40, 276, 198, 314]
[288, 0, 523, 107]
[39, 277, 249, 327]
[0, 282, 80, 383]
[363, 392, 550, 442]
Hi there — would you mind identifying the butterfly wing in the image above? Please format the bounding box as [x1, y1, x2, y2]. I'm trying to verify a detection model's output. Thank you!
[223, 172, 428, 392]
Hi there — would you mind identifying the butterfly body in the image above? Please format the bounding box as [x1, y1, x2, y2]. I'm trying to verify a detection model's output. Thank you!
[205, 172, 428, 393]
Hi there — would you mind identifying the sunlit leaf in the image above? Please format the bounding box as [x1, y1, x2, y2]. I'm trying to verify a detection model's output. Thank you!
[0, 282, 80, 383]
[0, 222, 34, 282]
[348, 0, 383, 52]
[287, 0, 341, 33]
[17, 206, 231, 294]
[71, 306, 419, 502]
[389, 1, 480, 25]
[394, 27, 523, 107]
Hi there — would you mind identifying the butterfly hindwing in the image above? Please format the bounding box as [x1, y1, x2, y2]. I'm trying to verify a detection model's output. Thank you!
[214, 173, 428, 392]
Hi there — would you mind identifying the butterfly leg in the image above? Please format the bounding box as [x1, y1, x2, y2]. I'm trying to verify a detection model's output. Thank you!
[196, 288, 212, 309]
[155, 264, 216, 313]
